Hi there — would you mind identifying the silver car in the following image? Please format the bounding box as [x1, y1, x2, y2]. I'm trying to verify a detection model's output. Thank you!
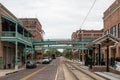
[42, 57, 50, 64]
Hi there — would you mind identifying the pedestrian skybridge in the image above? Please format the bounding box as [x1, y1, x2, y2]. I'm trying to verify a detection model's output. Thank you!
[33, 39, 93, 50]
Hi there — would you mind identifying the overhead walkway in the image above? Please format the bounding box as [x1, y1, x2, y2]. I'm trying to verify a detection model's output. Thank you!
[35, 46, 87, 50]
[33, 39, 91, 45]
[33, 39, 93, 50]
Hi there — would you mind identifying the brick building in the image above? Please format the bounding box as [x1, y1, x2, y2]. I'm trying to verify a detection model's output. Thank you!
[0, 3, 44, 69]
[103, 0, 120, 61]
[19, 18, 44, 62]
[19, 18, 44, 41]
[71, 29, 103, 61]
[72, 29, 103, 41]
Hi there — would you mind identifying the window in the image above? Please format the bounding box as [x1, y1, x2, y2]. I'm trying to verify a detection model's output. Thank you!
[110, 26, 116, 36]
[110, 27, 113, 35]
[118, 23, 120, 38]
[104, 30, 109, 35]
[113, 26, 116, 36]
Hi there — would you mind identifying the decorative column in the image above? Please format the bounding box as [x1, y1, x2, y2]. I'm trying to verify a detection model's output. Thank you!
[90, 49, 93, 69]
[106, 38, 110, 72]
[0, 14, 3, 69]
[25, 45, 27, 62]
[98, 44, 101, 65]
[106, 45, 109, 72]
[15, 23, 18, 70]
[15, 41, 18, 70]
[0, 15, 2, 35]
[78, 49, 80, 61]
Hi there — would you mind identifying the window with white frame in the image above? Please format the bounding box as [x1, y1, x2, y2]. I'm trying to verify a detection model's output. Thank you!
[112, 26, 116, 36]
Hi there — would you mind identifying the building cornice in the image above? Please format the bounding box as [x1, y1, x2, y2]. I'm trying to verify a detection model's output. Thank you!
[103, 3, 120, 20]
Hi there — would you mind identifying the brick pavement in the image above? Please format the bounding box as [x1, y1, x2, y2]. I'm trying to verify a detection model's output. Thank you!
[0, 68, 24, 77]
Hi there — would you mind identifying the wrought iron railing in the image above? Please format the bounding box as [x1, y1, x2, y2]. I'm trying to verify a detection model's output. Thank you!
[2, 31, 15, 37]
[1, 31, 32, 42]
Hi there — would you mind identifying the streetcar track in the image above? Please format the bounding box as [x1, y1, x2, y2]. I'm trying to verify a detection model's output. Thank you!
[64, 61, 108, 80]
[64, 62, 79, 80]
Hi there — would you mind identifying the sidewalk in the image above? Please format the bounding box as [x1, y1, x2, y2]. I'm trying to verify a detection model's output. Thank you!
[66, 58, 120, 80]
[0, 68, 24, 77]
[95, 72, 120, 80]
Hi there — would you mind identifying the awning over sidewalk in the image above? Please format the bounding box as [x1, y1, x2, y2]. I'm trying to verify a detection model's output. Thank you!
[86, 34, 120, 48]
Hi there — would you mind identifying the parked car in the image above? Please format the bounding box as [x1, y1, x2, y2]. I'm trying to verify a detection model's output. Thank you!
[51, 54, 56, 59]
[26, 60, 37, 69]
[49, 57, 52, 62]
[42, 57, 50, 64]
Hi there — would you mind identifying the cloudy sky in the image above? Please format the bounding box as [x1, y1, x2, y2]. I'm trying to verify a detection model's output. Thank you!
[0, 0, 115, 39]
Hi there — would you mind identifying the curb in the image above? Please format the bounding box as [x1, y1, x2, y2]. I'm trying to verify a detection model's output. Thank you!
[94, 72, 110, 80]
[6, 71, 18, 75]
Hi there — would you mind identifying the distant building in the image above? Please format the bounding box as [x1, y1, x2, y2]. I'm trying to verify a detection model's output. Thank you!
[71, 32, 77, 40]
[19, 18, 44, 41]
[71, 29, 103, 61]
[72, 29, 103, 41]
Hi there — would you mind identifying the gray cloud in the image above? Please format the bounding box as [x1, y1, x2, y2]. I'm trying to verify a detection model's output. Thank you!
[0, 0, 115, 39]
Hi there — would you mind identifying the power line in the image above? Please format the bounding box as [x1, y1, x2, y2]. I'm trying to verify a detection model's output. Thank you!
[80, 0, 97, 29]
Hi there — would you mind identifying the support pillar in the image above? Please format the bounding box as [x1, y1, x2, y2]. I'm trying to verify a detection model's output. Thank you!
[25, 45, 27, 62]
[15, 23, 18, 70]
[78, 49, 80, 61]
[90, 49, 92, 69]
[0, 15, 2, 35]
[23, 29, 24, 38]
[15, 41, 18, 70]
[98, 44, 101, 65]
[33, 45, 35, 60]
[107, 45, 109, 72]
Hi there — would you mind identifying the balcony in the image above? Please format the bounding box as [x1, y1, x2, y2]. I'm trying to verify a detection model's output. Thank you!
[1, 31, 32, 44]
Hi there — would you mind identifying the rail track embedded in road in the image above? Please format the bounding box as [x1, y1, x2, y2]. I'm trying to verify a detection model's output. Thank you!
[64, 61, 108, 80]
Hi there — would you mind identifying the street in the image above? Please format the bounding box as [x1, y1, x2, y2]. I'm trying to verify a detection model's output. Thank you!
[1, 57, 120, 80]
[0, 58, 59, 80]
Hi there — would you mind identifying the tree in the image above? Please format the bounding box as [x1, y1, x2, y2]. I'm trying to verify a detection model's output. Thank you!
[43, 49, 62, 57]
[63, 49, 73, 59]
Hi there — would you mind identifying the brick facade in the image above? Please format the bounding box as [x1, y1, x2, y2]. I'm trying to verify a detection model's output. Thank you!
[0, 3, 44, 69]
[103, 0, 120, 59]
[19, 18, 44, 41]
[72, 30, 103, 41]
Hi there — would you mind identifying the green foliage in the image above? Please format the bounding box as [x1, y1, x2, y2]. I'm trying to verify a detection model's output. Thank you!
[63, 49, 73, 59]
[43, 49, 62, 57]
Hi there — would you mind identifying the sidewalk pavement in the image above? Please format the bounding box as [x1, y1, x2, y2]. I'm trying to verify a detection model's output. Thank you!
[0, 68, 24, 77]
[95, 72, 120, 80]
[68, 59, 120, 80]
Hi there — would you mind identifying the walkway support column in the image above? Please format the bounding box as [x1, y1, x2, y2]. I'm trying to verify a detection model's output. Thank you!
[25, 45, 27, 62]
[90, 49, 92, 69]
[107, 45, 109, 72]
[15, 23, 18, 70]
[78, 49, 80, 61]
[98, 44, 101, 65]
[15, 41, 18, 70]
[106, 38, 110, 72]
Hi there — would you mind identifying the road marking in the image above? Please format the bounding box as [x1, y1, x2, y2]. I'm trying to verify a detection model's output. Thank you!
[55, 58, 61, 80]
[55, 65, 59, 80]
[20, 66, 47, 80]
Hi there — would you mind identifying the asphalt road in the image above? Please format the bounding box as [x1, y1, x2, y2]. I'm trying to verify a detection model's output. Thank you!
[0, 58, 60, 80]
